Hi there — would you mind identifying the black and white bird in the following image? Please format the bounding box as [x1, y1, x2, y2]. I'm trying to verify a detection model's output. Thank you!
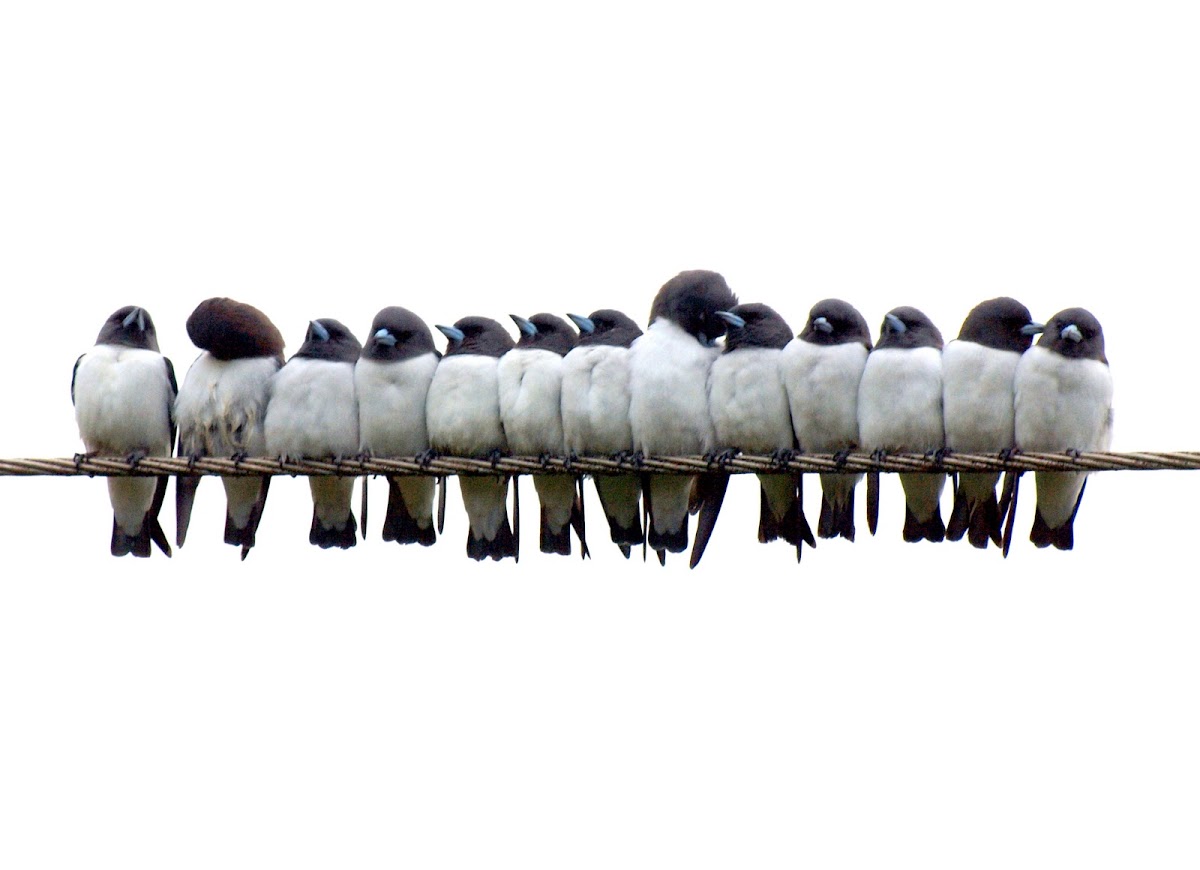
[943, 297, 1043, 549]
[355, 306, 441, 546]
[780, 299, 873, 541]
[175, 297, 285, 559]
[693, 303, 815, 567]
[1014, 308, 1113, 550]
[264, 319, 362, 549]
[629, 270, 738, 564]
[72, 306, 177, 557]
[425, 316, 517, 561]
[498, 313, 583, 556]
[562, 309, 644, 557]
[857, 306, 947, 542]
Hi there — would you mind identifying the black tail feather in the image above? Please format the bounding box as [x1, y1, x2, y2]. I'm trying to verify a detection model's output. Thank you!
[224, 476, 270, 560]
[309, 509, 357, 549]
[818, 490, 855, 541]
[866, 471, 880, 536]
[540, 505, 572, 555]
[382, 478, 436, 546]
[688, 473, 729, 569]
[175, 474, 200, 548]
[903, 504, 946, 543]
[467, 517, 517, 561]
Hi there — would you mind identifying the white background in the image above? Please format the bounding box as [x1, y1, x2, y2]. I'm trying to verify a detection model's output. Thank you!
[2, 2, 1199, 867]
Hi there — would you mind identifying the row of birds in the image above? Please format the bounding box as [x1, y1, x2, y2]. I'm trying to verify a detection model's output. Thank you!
[70, 269, 1113, 565]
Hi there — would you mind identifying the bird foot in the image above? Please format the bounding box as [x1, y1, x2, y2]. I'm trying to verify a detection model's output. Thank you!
[417, 449, 439, 469]
[927, 447, 950, 467]
[769, 448, 795, 469]
[705, 448, 740, 470]
[563, 451, 579, 472]
[538, 452, 554, 470]
[487, 448, 506, 469]
[870, 448, 888, 464]
[73, 451, 95, 473]
[998, 447, 1020, 463]
[833, 448, 852, 468]
[126, 449, 147, 469]
[1066, 448, 1082, 460]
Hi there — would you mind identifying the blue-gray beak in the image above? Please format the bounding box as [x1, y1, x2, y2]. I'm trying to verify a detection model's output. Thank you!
[567, 313, 595, 334]
[374, 327, 397, 347]
[715, 310, 745, 330]
[309, 320, 330, 341]
[1061, 323, 1083, 343]
[885, 313, 907, 334]
[813, 316, 833, 334]
[122, 307, 146, 332]
[1020, 322, 1045, 337]
[510, 315, 536, 337]
[436, 324, 465, 345]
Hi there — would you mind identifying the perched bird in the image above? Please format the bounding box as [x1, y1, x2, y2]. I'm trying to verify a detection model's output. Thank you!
[693, 303, 815, 567]
[498, 313, 583, 556]
[264, 319, 362, 549]
[562, 309, 644, 557]
[780, 299, 873, 541]
[72, 305, 177, 557]
[175, 297, 285, 559]
[1014, 308, 1113, 550]
[629, 269, 738, 563]
[857, 306, 947, 542]
[425, 316, 517, 561]
[943, 297, 1043, 549]
[355, 306, 441, 546]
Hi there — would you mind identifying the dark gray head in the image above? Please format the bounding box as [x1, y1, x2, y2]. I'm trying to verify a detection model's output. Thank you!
[1038, 307, 1107, 364]
[716, 303, 793, 352]
[186, 297, 285, 362]
[874, 306, 944, 351]
[362, 306, 438, 363]
[510, 313, 578, 356]
[96, 306, 161, 352]
[436, 316, 516, 359]
[956, 297, 1042, 353]
[293, 318, 362, 363]
[569, 309, 643, 348]
[648, 270, 739, 347]
[799, 298, 872, 350]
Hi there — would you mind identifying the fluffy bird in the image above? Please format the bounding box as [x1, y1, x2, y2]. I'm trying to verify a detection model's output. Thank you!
[264, 319, 362, 549]
[1014, 308, 1113, 550]
[693, 303, 815, 567]
[355, 306, 441, 545]
[499, 313, 583, 556]
[857, 306, 947, 542]
[72, 306, 177, 557]
[175, 297, 284, 559]
[943, 297, 1043, 548]
[425, 316, 517, 561]
[629, 269, 738, 563]
[780, 299, 873, 541]
[562, 309, 644, 557]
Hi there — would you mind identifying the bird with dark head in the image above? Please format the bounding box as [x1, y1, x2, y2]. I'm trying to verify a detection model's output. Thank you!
[176, 297, 285, 559]
[629, 269, 738, 564]
[356, 306, 441, 546]
[1014, 307, 1112, 550]
[782, 298, 873, 542]
[426, 315, 518, 561]
[944, 297, 1043, 550]
[858, 306, 948, 542]
[73, 306, 176, 558]
[264, 318, 362, 549]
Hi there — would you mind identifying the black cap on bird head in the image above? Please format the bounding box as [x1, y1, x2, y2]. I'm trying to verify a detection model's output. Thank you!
[875, 306, 944, 351]
[510, 313, 578, 356]
[293, 318, 362, 363]
[800, 298, 872, 350]
[956, 297, 1043, 353]
[1038, 307, 1107, 364]
[362, 306, 438, 362]
[435, 316, 516, 359]
[568, 309, 643, 348]
[648, 270, 739, 347]
[96, 306, 160, 352]
[186, 297, 285, 361]
[716, 303, 793, 352]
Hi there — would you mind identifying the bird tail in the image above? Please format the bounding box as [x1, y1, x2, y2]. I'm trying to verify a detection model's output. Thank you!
[309, 508, 357, 549]
[903, 506, 946, 542]
[467, 517, 516, 561]
[644, 474, 693, 556]
[947, 473, 1002, 549]
[382, 477, 437, 546]
[594, 475, 643, 555]
[1030, 476, 1088, 551]
[224, 476, 271, 559]
[688, 473, 729, 569]
[816, 473, 857, 541]
[112, 476, 172, 558]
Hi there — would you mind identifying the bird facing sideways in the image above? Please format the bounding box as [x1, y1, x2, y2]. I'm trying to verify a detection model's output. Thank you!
[264, 318, 363, 549]
[1013, 307, 1113, 550]
[73, 305, 177, 557]
[175, 297, 285, 559]
[355, 306, 441, 546]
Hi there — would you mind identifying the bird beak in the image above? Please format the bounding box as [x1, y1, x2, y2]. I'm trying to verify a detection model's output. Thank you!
[1020, 322, 1045, 337]
[885, 313, 907, 334]
[567, 313, 595, 334]
[813, 316, 834, 334]
[436, 324, 465, 345]
[122, 307, 146, 331]
[715, 311, 746, 330]
[510, 314, 536, 337]
[1061, 323, 1083, 343]
[309, 320, 331, 341]
[374, 327, 397, 347]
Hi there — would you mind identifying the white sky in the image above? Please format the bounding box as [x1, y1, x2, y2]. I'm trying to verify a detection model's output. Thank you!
[2, 2, 1199, 867]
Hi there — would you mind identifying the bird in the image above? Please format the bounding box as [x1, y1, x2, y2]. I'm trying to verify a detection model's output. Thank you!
[943, 297, 1043, 549]
[857, 306, 947, 542]
[175, 297, 285, 559]
[72, 305, 176, 557]
[629, 269, 738, 564]
[780, 299, 873, 541]
[561, 309, 644, 557]
[498, 313, 584, 556]
[692, 302, 815, 567]
[425, 316, 517, 561]
[264, 318, 362, 549]
[355, 306, 441, 546]
[1013, 308, 1113, 550]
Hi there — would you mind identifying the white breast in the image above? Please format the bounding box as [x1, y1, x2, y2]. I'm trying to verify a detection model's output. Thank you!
[264, 357, 359, 459]
[942, 340, 1021, 452]
[425, 355, 506, 456]
[780, 339, 868, 452]
[857, 346, 944, 452]
[355, 353, 439, 456]
[1014, 346, 1113, 452]
[498, 348, 565, 454]
[708, 348, 792, 452]
[629, 319, 719, 455]
[561, 345, 634, 455]
[74, 345, 174, 455]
